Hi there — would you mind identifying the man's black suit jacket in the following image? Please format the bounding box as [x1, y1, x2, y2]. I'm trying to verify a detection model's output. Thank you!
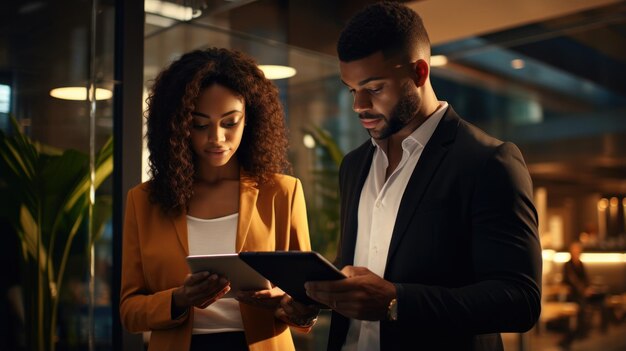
[328, 107, 542, 351]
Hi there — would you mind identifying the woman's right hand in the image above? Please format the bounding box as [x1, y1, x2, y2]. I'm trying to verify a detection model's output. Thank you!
[173, 271, 231, 309]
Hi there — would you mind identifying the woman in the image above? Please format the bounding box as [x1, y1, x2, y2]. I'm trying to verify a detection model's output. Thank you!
[120, 48, 318, 351]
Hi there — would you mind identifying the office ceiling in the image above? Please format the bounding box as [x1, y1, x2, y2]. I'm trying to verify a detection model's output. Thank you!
[168, 0, 626, 197]
[1, 0, 625, 199]
[425, 1, 626, 197]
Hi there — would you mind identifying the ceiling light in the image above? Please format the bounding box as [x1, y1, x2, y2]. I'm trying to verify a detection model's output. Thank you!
[258, 65, 297, 80]
[430, 55, 448, 67]
[144, 0, 201, 21]
[511, 59, 525, 70]
[50, 87, 113, 101]
[303, 134, 316, 149]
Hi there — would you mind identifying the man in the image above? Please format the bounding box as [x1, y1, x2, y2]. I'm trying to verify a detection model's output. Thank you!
[559, 241, 608, 348]
[304, 2, 542, 350]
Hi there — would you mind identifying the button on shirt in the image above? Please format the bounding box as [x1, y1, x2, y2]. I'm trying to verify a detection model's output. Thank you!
[342, 101, 448, 351]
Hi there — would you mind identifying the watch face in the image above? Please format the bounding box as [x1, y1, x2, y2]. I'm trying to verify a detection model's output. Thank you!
[388, 298, 398, 321]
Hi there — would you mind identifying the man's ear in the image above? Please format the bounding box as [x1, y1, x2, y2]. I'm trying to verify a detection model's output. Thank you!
[412, 59, 429, 87]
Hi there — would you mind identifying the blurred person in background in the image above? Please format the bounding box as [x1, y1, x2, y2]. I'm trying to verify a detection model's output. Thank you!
[559, 241, 609, 349]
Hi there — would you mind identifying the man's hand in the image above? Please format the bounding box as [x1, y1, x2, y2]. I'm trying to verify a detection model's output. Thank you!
[304, 265, 396, 321]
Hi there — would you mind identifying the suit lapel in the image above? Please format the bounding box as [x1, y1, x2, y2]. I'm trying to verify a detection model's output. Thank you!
[385, 108, 460, 266]
[237, 175, 259, 252]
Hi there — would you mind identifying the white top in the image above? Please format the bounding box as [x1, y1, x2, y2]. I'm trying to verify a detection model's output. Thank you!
[187, 213, 244, 334]
[342, 102, 448, 351]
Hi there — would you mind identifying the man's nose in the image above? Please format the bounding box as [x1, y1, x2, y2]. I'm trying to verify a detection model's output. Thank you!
[352, 91, 372, 113]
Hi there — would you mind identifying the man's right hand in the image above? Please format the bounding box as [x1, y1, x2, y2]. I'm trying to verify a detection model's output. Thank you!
[304, 265, 396, 321]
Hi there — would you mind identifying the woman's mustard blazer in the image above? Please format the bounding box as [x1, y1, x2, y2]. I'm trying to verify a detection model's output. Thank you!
[120, 174, 311, 351]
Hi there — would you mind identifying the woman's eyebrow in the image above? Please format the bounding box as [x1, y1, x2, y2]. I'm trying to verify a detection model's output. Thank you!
[191, 110, 242, 119]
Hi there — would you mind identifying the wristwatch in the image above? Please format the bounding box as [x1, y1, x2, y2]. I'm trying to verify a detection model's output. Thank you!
[387, 298, 398, 321]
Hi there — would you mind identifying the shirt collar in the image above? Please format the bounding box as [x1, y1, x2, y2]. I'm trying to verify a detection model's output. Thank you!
[370, 101, 449, 154]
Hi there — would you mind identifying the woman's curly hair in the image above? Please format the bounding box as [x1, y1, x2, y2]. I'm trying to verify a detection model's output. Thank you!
[145, 47, 291, 214]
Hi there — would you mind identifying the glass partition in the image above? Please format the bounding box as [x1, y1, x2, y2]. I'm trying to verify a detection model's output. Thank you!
[0, 1, 116, 350]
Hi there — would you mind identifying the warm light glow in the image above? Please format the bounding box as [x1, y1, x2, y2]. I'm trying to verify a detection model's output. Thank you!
[543, 250, 626, 263]
[50, 87, 113, 101]
[580, 253, 626, 263]
[542, 249, 556, 261]
[598, 198, 609, 210]
[511, 59, 525, 69]
[610, 197, 619, 207]
[553, 252, 571, 263]
[430, 55, 448, 67]
[258, 65, 297, 80]
[144, 0, 201, 21]
[303, 134, 316, 149]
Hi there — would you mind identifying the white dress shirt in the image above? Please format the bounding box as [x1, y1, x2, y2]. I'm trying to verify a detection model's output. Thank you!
[342, 102, 448, 351]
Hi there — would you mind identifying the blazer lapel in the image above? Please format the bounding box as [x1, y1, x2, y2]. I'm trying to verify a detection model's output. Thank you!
[237, 175, 259, 252]
[171, 172, 259, 255]
[385, 108, 460, 265]
[172, 212, 189, 256]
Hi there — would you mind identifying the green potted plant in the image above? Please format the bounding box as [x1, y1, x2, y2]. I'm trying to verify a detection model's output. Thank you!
[303, 125, 344, 260]
[0, 116, 113, 351]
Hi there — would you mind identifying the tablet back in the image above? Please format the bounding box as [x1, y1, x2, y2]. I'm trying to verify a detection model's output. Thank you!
[239, 251, 345, 305]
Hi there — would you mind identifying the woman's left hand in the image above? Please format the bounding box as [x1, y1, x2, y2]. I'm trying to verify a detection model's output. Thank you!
[236, 287, 319, 328]
[236, 286, 285, 309]
[275, 294, 320, 329]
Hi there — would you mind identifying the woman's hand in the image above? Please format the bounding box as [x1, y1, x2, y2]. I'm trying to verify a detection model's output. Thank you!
[236, 286, 285, 309]
[275, 294, 320, 329]
[237, 287, 319, 328]
[173, 271, 231, 310]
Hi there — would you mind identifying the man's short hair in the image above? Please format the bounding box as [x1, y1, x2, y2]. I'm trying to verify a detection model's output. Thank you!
[337, 1, 431, 62]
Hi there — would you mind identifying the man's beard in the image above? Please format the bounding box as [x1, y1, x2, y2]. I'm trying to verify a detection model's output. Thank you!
[360, 84, 420, 140]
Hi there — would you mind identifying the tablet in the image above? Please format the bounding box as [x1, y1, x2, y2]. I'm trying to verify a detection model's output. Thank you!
[186, 254, 271, 298]
[239, 251, 346, 305]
